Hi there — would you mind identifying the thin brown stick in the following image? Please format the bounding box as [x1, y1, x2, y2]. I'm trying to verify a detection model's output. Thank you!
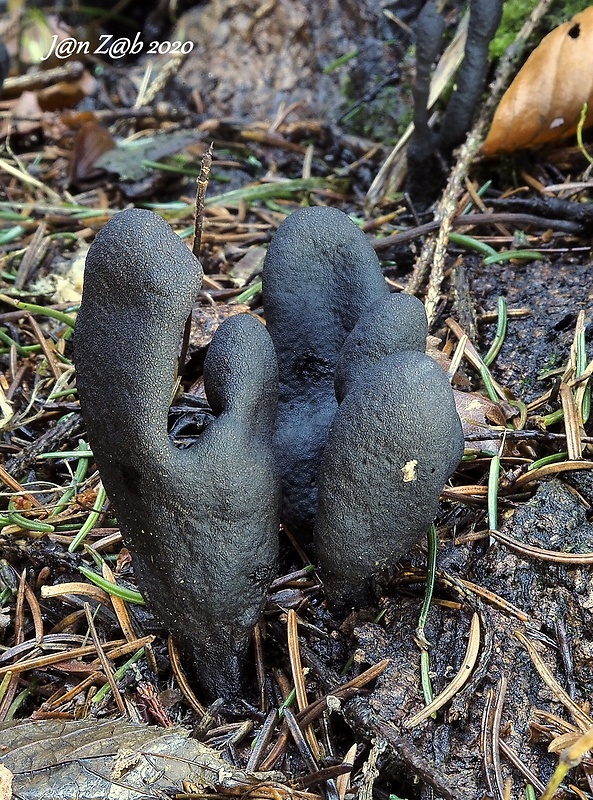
[93, 636, 154, 661]
[490, 525, 593, 565]
[294, 763, 353, 789]
[0, 636, 152, 676]
[515, 631, 593, 732]
[481, 686, 496, 797]
[178, 144, 213, 373]
[490, 675, 508, 800]
[406, 0, 557, 323]
[3, 61, 84, 94]
[44, 671, 105, 711]
[84, 603, 126, 715]
[253, 622, 267, 713]
[41, 581, 111, 605]
[22, 579, 44, 645]
[0, 463, 42, 507]
[246, 709, 278, 772]
[258, 725, 290, 771]
[512, 460, 593, 491]
[102, 562, 137, 643]
[404, 613, 481, 728]
[14, 570, 27, 648]
[258, 671, 292, 770]
[499, 740, 546, 794]
[298, 658, 390, 728]
[14, 223, 48, 289]
[26, 314, 61, 381]
[287, 610, 320, 760]
[168, 636, 206, 717]
[193, 143, 213, 260]
[284, 707, 318, 772]
[560, 383, 583, 461]
[0, 670, 18, 721]
[372, 212, 582, 252]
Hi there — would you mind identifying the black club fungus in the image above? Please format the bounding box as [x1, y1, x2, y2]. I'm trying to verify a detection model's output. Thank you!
[262, 206, 390, 540]
[334, 292, 429, 402]
[315, 348, 464, 611]
[75, 204, 465, 697]
[75, 209, 280, 699]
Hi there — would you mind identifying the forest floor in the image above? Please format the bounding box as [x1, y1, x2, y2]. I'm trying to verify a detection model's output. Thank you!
[0, 3, 593, 800]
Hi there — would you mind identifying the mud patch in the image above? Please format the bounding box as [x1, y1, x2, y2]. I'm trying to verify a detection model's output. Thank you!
[340, 479, 593, 798]
[173, 0, 408, 127]
[470, 255, 593, 402]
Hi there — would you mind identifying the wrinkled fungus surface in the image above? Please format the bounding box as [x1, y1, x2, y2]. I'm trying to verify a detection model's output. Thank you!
[75, 209, 279, 699]
[262, 206, 389, 539]
[438, 0, 503, 151]
[75, 205, 465, 699]
[316, 349, 464, 610]
[334, 293, 429, 402]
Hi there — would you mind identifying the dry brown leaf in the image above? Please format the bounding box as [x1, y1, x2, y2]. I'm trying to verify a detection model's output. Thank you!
[453, 389, 502, 454]
[0, 90, 43, 139]
[0, 764, 12, 800]
[68, 118, 116, 186]
[37, 70, 97, 112]
[0, 718, 284, 800]
[188, 302, 252, 350]
[482, 6, 593, 155]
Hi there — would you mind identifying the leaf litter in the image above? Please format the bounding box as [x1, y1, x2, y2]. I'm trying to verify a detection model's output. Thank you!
[0, 2, 592, 799]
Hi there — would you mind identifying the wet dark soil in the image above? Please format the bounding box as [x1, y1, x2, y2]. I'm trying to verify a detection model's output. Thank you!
[341, 479, 593, 799]
[172, 0, 412, 133]
[470, 255, 593, 402]
[3, 3, 593, 799]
